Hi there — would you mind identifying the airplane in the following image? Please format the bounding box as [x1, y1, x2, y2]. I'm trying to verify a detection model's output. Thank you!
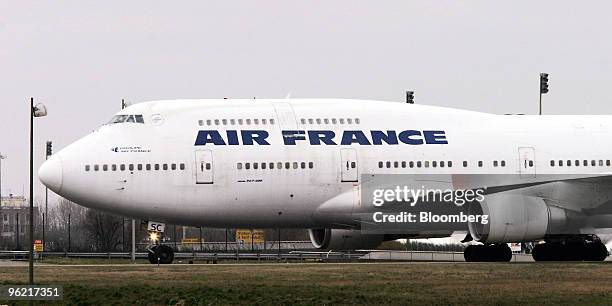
[38, 98, 611, 263]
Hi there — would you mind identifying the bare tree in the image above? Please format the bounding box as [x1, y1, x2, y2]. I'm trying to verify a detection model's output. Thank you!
[84, 209, 123, 252]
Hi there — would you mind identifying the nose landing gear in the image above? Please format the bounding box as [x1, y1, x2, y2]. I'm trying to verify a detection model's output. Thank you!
[147, 244, 175, 264]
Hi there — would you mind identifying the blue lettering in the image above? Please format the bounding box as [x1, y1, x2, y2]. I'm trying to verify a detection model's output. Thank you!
[308, 130, 337, 145]
[194, 130, 226, 146]
[241, 130, 270, 145]
[371, 130, 399, 145]
[226, 130, 239, 145]
[398, 130, 423, 145]
[282, 130, 306, 145]
[423, 130, 448, 144]
[341, 130, 371, 145]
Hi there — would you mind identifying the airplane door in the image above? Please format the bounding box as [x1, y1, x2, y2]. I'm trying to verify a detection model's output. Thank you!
[340, 148, 359, 182]
[518, 147, 536, 178]
[195, 150, 213, 184]
[273, 103, 298, 130]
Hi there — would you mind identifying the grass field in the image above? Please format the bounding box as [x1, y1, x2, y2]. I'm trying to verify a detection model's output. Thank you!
[0, 262, 611, 305]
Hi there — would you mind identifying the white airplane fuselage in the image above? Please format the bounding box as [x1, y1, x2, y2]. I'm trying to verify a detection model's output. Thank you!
[39, 99, 612, 234]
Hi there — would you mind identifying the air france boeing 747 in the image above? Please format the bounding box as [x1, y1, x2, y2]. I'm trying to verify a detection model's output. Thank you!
[39, 99, 611, 263]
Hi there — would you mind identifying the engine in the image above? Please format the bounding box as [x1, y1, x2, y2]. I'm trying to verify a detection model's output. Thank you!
[308, 228, 385, 250]
[468, 194, 584, 244]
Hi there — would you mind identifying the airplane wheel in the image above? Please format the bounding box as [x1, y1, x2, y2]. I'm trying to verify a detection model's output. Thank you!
[585, 241, 609, 261]
[148, 245, 175, 264]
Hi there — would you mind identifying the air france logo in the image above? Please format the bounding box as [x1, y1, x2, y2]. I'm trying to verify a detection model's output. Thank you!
[194, 130, 448, 146]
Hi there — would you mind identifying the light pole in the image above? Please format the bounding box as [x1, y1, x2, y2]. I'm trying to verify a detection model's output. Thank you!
[29, 97, 47, 286]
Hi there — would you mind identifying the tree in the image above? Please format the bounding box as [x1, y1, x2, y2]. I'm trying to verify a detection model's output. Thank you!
[84, 209, 123, 252]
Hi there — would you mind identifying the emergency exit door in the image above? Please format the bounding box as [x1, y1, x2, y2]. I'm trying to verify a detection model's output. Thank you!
[195, 150, 213, 184]
[340, 149, 359, 182]
[518, 147, 536, 178]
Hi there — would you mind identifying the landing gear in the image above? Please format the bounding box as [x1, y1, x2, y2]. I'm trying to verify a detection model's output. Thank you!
[532, 235, 609, 262]
[147, 244, 175, 264]
[464, 244, 512, 262]
[145, 221, 175, 264]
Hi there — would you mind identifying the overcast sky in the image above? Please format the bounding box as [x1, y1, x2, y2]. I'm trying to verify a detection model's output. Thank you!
[2, 1, 612, 201]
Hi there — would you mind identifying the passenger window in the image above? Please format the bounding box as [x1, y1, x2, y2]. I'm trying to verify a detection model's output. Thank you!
[269, 119, 275, 125]
[246, 119, 251, 125]
[339, 118, 345, 124]
[245, 163, 250, 170]
[591, 160, 595, 166]
[120, 164, 126, 171]
[332, 118, 337, 124]
[85, 165, 90, 171]
[146, 164, 151, 171]
[262, 163, 267, 169]
[238, 119, 243, 125]
[285, 162, 290, 169]
[206, 163, 211, 170]
[163, 164, 168, 170]
[135, 115, 144, 123]
[253, 163, 258, 170]
[386, 161, 391, 168]
[394, 161, 399, 168]
[237, 163, 242, 170]
[424, 161, 430, 168]
[417, 161, 422, 168]
[409, 161, 414, 168]
[277, 162, 283, 169]
[180, 163, 185, 170]
[154, 164, 160, 170]
[301, 162, 306, 169]
[347, 118, 353, 124]
[448, 161, 452, 167]
[269, 162, 275, 169]
[308, 162, 314, 169]
[262, 119, 267, 125]
[206, 120, 212, 126]
[324, 119, 329, 124]
[292, 162, 297, 169]
[583, 160, 588, 166]
[463, 161, 468, 167]
[500, 161, 505, 167]
[401, 161, 406, 168]
[529, 160, 534, 167]
[198, 120, 203, 126]
[494, 161, 498, 167]
[574, 160, 579, 166]
[230, 119, 236, 125]
[432, 161, 437, 167]
[129, 164, 134, 171]
[103, 165, 108, 171]
[254, 119, 259, 125]
[171, 164, 176, 170]
[222, 119, 228, 125]
[350, 162, 356, 169]
[214, 119, 219, 125]
[378, 161, 383, 168]
[316, 119, 321, 124]
[599, 160, 603, 166]
[137, 164, 143, 171]
[607, 160, 611, 166]
[308, 119, 314, 124]
[478, 161, 483, 167]
[94, 165, 99, 171]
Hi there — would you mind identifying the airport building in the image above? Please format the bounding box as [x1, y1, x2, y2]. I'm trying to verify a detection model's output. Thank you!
[0, 194, 39, 250]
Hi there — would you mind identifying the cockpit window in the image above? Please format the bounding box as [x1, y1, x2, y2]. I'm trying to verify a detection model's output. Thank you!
[106, 114, 145, 125]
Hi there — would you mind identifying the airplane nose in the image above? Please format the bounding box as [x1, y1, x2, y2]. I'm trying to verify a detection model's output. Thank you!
[39, 154, 63, 194]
